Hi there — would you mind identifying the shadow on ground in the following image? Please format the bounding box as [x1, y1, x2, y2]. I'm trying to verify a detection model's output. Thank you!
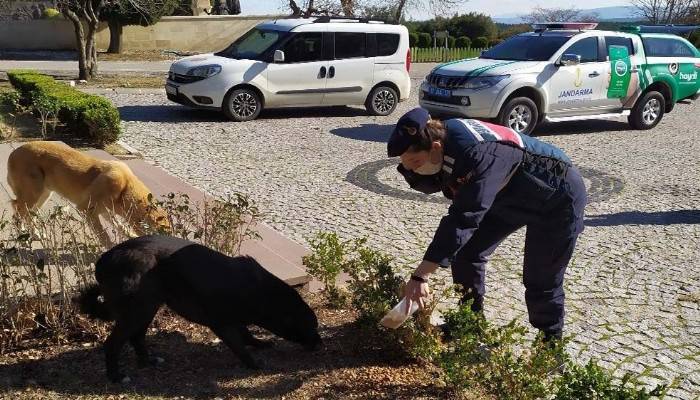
[118, 105, 369, 123]
[0, 50, 77, 61]
[0, 320, 431, 399]
[330, 123, 394, 143]
[534, 120, 632, 136]
[585, 210, 700, 226]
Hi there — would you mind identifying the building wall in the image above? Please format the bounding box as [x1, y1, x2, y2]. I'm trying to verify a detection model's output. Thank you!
[0, 15, 280, 52]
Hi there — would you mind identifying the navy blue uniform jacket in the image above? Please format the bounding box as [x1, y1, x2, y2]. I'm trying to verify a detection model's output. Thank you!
[398, 119, 585, 266]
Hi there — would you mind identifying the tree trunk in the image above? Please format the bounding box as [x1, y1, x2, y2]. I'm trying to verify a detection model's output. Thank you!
[84, 0, 102, 80]
[304, 0, 315, 17]
[85, 24, 99, 79]
[289, 0, 301, 16]
[61, 8, 90, 80]
[394, 0, 407, 22]
[107, 18, 123, 54]
[340, 0, 354, 16]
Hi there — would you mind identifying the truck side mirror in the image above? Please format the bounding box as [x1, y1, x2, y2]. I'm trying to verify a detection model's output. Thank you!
[273, 50, 285, 63]
[560, 53, 581, 66]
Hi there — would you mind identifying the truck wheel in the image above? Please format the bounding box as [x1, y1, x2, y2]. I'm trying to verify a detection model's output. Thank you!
[366, 86, 398, 116]
[223, 88, 262, 122]
[628, 91, 665, 130]
[497, 97, 539, 135]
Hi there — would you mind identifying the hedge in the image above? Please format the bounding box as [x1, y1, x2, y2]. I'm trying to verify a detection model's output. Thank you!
[456, 36, 472, 48]
[411, 47, 486, 63]
[7, 70, 121, 146]
[472, 36, 489, 48]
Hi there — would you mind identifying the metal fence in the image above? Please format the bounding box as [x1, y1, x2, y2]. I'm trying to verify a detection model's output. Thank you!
[410, 47, 486, 63]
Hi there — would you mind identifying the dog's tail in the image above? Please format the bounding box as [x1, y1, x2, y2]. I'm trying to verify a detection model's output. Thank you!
[77, 284, 114, 321]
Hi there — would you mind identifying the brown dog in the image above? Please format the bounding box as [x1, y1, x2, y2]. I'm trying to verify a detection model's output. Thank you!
[7, 141, 169, 247]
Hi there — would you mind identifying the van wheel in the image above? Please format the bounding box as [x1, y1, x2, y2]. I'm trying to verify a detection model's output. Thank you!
[497, 97, 538, 135]
[366, 86, 398, 116]
[629, 91, 665, 130]
[223, 88, 262, 122]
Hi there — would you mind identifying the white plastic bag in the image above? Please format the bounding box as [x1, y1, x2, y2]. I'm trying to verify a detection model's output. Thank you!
[379, 297, 419, 329]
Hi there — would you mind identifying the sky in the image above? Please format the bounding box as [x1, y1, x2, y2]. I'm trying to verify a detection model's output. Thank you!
[240, 0, 632, 20]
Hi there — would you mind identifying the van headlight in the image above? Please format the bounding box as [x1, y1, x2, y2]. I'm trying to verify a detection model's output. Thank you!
[187, 65, 222, 79]
[461, 75, 509, 90]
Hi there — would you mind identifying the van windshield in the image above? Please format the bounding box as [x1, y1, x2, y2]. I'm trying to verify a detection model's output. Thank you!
[481, 35, 571, 61]
[215, 28, 286, 60]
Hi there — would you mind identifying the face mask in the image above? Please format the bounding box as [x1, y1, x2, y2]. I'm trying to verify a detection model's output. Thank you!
[414, 159, 443, 175]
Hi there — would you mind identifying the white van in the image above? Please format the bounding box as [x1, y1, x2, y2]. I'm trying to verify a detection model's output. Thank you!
[166, 17, 412, 121]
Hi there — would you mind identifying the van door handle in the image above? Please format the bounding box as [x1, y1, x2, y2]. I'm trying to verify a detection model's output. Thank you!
[319, 66, 326, 78]
[329, 66, 335, 78]
[589, 71, 600, 77]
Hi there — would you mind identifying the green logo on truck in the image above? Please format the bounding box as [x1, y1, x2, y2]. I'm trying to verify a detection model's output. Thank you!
[607, 45, 632, 98]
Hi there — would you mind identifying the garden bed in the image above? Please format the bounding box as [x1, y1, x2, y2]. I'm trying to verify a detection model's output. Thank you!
[0, 292, 466, 400]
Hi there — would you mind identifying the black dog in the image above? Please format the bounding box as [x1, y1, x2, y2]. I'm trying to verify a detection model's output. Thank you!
[78, 235, 321, 382]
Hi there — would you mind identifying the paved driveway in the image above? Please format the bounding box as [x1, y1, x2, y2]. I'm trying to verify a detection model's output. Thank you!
[103, 77, 699, 399]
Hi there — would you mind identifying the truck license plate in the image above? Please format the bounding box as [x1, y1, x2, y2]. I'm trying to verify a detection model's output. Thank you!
[428, 86, 451, 98]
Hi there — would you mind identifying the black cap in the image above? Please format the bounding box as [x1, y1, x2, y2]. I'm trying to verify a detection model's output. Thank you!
[387, 107, 430, 157]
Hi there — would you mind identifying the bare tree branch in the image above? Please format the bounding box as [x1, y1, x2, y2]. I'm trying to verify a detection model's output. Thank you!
[632, 0, 695, 23]
[521, 6, 598, 24]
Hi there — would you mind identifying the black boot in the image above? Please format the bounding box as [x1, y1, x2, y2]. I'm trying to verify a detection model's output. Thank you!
[541, 330, 566, 374]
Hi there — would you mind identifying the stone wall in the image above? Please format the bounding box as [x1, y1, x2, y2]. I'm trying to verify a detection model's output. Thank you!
[0, 15, 280, 52]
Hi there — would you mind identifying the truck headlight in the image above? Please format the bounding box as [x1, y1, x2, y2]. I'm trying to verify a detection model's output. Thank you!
[461, 75, 509, 90]
[186, 65, 222, 78]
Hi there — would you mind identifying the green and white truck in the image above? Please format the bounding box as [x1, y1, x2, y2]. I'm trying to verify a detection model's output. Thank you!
[419, 23, 700, 134]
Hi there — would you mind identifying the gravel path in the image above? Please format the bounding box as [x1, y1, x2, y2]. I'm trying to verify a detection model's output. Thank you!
[104, 77, 699, 399]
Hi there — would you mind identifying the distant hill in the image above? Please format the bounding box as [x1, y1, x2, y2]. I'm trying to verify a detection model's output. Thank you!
[494, 6, 642, 24]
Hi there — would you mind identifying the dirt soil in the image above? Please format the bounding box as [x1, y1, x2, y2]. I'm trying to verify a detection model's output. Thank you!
[0, 294, 473, 400]
[79, 75, 166, 89]
[97, 50, 198, 62]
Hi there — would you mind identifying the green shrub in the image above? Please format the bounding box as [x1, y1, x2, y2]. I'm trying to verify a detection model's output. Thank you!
[409, 32, 418, 47]
[0, 90, 21, 109]
[302, 232, 354, 308]
[43, 7, 61, 19]
[301, 234, 668, 399]
[417, 32, 432, 48]
[344, 242, 403, 324]
[456, 36, 472, 48]
[554, 361, 667, 400]
[472, 36, 489, 48]
[7, 70, 121, 145]
[439, 303, 563, 399]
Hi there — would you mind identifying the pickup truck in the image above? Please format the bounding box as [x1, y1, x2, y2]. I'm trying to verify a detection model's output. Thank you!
[419, 23, 700, 134]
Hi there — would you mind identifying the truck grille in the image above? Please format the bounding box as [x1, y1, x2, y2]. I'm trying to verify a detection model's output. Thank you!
[426, 73, 468, 89]
[168, 71, 205, 84]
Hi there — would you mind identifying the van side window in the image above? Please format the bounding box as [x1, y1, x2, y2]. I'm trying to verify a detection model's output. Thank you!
[377, 33, 400, 56]
[562, 37, 600, 63]
[644, 37, 695, 57]
[283, 32, 323, 63]
[605, 36, 635, 56]
[335, 32, 366, 59]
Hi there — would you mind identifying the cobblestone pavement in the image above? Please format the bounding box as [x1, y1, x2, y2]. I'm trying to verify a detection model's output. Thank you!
[105, 77, 699, 398]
